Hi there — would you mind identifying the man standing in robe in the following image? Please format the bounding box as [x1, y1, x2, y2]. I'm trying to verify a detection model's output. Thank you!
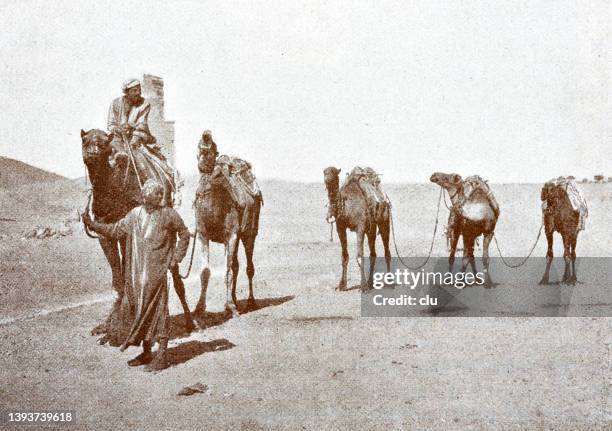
[83, 179, 190, 371]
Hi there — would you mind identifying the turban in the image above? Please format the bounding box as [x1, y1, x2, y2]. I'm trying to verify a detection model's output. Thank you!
[142, 179, 163, 197]
[122, 78, 141, 92]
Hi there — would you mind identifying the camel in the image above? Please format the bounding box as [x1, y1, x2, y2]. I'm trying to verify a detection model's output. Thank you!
[539, 181, 581, 285]
[430, 172, 498, 284]
[323, 166, 391, 290]
[80, 129, 195, 344]
[193, 134, 262, 317]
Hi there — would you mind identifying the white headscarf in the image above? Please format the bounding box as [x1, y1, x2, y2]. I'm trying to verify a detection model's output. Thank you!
[122, 78, 141, 92]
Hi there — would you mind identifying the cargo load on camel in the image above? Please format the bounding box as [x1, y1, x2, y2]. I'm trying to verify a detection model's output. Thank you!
[215, 155, 263, 208]
[462, 175, 500, 219]
[543, 176, 588, 231]
[195, 154, 262, 235]
[345, 166, 389, 219]
[196, 156, 262, 206]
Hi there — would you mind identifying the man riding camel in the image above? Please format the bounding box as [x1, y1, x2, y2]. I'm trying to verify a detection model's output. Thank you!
[108, 78, 175, 206]
[196, 130, 262, 203]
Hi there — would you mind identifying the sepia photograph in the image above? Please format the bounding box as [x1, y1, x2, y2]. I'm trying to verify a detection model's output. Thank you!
[0, 1, 610, 429]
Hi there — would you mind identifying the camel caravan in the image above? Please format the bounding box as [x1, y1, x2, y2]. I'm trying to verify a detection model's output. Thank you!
[78, 78, 589, 366]
[323, 167, 588, 290]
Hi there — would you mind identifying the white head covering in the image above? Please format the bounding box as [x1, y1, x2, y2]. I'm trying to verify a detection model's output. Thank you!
[122, 78, 141, 92]
[143, 179, 163, 197]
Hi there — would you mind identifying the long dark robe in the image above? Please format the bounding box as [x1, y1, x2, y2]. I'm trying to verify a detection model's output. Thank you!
[90, 206, 190, 347]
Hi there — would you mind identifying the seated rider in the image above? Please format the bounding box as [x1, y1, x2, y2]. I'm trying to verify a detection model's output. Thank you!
[107, 78, 175, 206]
[195, 130, 262, 211]
[195, 130, 240, 205]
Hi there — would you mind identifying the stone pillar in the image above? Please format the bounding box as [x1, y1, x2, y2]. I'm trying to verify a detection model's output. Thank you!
[141, 74, 175, 167]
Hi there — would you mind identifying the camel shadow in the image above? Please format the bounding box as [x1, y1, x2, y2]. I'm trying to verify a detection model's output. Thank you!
[167, 295, 295, 340]
[164, 339, 235, 368]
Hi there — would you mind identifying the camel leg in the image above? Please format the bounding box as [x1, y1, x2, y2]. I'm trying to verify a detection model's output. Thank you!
[468, 236, 478, 275]
[539, 228, 554, 285]
[356, 228, 366, 290]
[571, 232, 578, 283]
[461, 233, 477, 284]
[94, 236, 124, 338]
[448, 229, 460, 272]
[561, 233, 572, 284]
[337, 226, 348, 291]
[567, 231, 578, 285]
[243, 235, 257, 309]
[379, 211, 392, 273]
[194, 234, 210, 315]
[231, 248, 239, 299]
[482, 233, 494, 287]
[447, 212, 461, 271]
[170, 265, 195, 332]
[224, 233, 240, 317]
[366, 226, 377, 290]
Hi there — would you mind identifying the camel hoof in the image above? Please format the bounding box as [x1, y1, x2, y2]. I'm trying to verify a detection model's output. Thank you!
[538, 278, 549, 286]
[127, 352, 153, 367]
[97, 334, 112, 345]
[91, 323, 108, 336]
[335, 283, 347, 291]
[184, 319, 196, 333]
[145, 354, 168, 372]
[247, 298, 257, 310]
[225, 305, 239, 318]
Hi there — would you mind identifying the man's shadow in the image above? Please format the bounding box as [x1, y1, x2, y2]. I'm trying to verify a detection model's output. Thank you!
[150, 295, 293, 371]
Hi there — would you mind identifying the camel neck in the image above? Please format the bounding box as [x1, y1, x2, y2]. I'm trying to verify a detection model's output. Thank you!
[446, 185, 463, 206]
[325, 179, 342, 217]
[86, 160, 111, 193]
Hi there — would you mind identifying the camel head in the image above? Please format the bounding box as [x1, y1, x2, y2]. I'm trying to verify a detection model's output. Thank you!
[541, 182, 565, 204]
[198, 130, 218, 174]
[81, 129, 113, 166]
[323, 167, 342, 222]
[323, 167, 341, 189]
[430, 172, 463, 190]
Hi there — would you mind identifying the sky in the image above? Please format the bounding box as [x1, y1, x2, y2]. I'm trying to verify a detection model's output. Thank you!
[0, 0, 609, 182]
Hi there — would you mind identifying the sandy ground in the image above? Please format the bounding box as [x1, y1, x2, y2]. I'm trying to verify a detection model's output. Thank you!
[0, 179, 611, 430]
